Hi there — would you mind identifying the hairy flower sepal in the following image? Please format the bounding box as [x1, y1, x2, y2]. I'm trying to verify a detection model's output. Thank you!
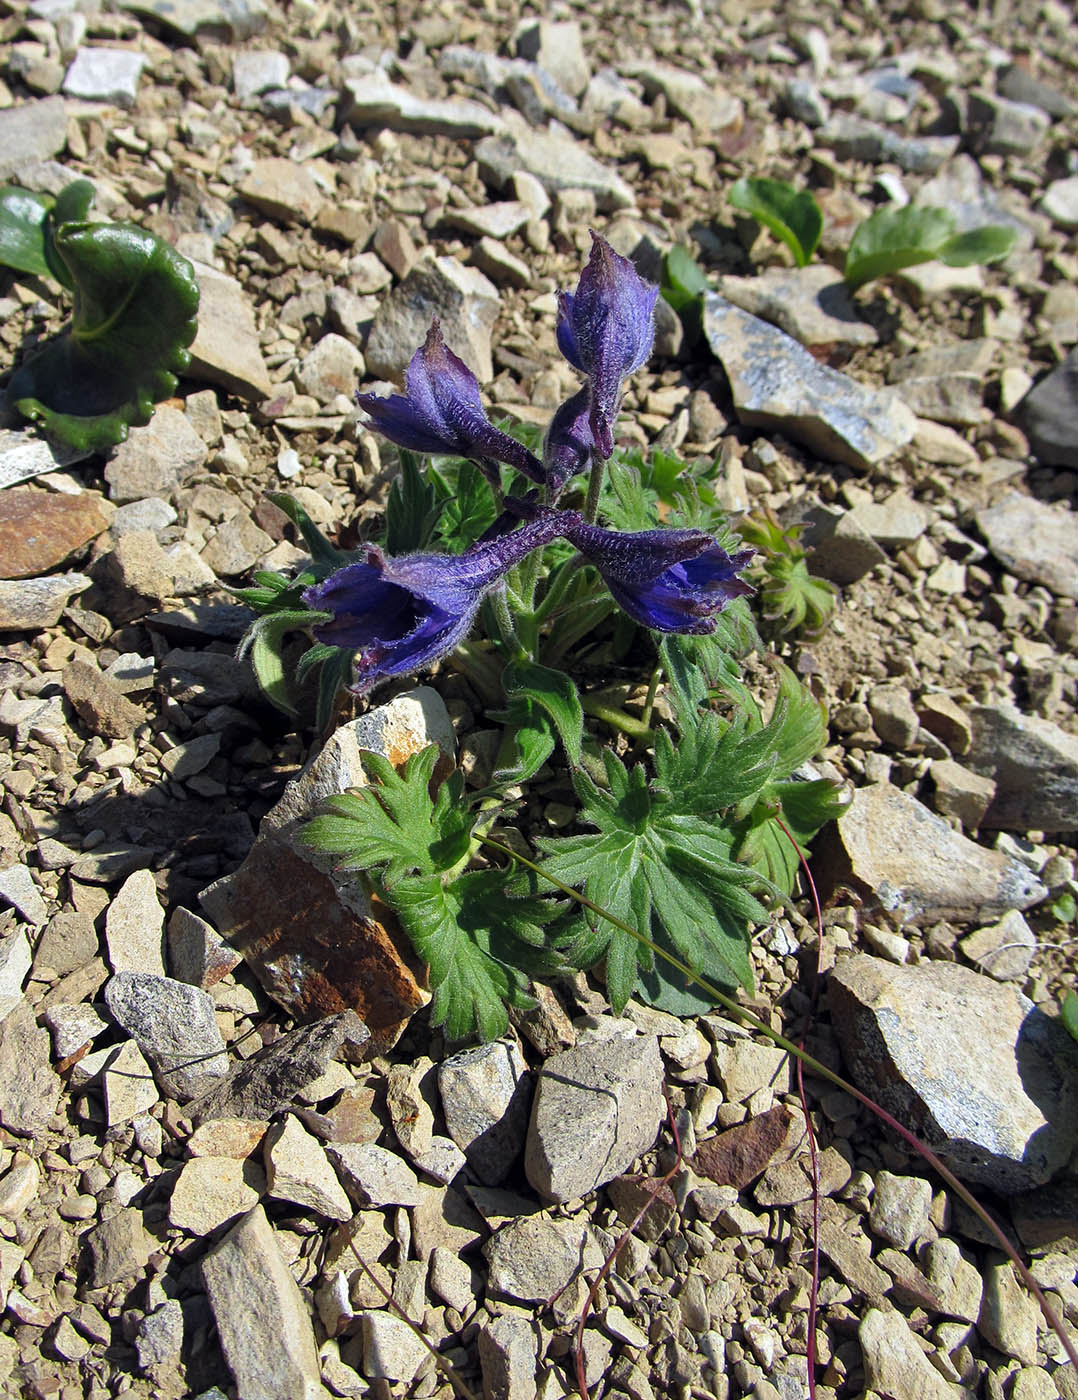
[556, 232, 659, 459]
[303, 512, 570, 693]
[567, 520, 754, 633]
[356, 319, 544, 485]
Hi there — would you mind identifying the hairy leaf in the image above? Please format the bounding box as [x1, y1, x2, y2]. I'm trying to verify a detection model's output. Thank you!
[384, 450, 441, 554]
[739, 512, 836, 638]
[502, 658, 583, 767]
[9, 220, 200, 451]
[730, 178, 823, 268]
[303, 745, 471, 885]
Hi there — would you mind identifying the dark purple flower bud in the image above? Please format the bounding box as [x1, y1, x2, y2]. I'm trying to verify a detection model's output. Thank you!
[356, 319, 544, 484]
[568, 520, 754, 634]
[542, 386, 595, 498]
[556, 232, 659, 458]
[303, 512, 568, 692]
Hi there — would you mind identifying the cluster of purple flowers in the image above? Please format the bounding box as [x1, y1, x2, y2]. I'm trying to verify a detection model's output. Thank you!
[305, 233, 752, 693]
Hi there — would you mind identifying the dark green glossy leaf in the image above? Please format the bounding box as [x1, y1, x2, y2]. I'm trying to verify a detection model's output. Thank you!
[0, 186, 53, 280]
[730, 178, 822, 267]
[662, 243, 711, 315]
[43, 180, 95, 289]
[938, 224, 1017, 267]
[9, 220, 200, 452]
[843, 204, 954, 290]
[1062, 991, 1078, 1045]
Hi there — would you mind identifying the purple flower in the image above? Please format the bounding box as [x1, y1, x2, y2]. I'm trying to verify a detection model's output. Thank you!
[303, 512, 568, 692]
[556, 232, 659, 459]
[356, 319, 544, 484]
[568, 520, 754, 634]
[542, 386, 594, 498]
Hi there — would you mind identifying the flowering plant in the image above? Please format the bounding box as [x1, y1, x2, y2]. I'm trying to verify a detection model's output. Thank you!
[239, 234, 846, 1039]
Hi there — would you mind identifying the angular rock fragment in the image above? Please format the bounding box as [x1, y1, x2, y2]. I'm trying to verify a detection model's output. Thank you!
[264, 1115, 352, 1220]
[0, 1000, 60, 1136]
[0, 572, 90, 630]
[202, 1206, 324, 1400]
[859, 1308, 957, 1400]
[0, 97, 68, 181]
[476, 126, 634, 210]
[85, 1210, 151, 1288]
[200, 690, 451, 1045]
[525, 1033, 664, 1202]
[341, 74, 505, 137]
[484, 1215, 603, 1302]
[703, 295, 915, 470]
[64, 661, 144, 742]
[104, 404, 208, 504]
[439, 1038, 532, 1186]
[715, 265, 876, 352]
[103, 971, 229, 1099]
[976, 491, 1078, 600]
[187, 1011, 369, 1124]
[187, 261, 273, 401]
[829, 955, 1078, 1192]
[365, 255, 500, 384]
[815, 781, 1045, 921]
[965, 703, 1078, 833]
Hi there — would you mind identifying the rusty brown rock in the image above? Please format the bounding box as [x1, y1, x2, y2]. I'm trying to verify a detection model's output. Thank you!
[199, 689, 454, 1049]
[692, 1105, 793, 1190]
[0, 489, 107, 579]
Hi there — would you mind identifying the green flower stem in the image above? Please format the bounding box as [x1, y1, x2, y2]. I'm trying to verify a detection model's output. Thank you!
[477, 836, 1078, 1374]
[581, 692, 653, 741]
[640, 665, 663, 730]
[541, 596, 617, 668]
[533, 555, 588, 625]
[489, 586, 526, 661]
[449, 640, 505, 709]
[582, 451, 605, 524]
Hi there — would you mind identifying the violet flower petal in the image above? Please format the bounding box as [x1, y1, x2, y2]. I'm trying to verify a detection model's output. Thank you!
[543, 386, 595, 498]
[568, 519, 754, 634]
[356, 320, 545, 483]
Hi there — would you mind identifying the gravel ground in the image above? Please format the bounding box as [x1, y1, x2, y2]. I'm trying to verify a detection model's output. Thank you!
[0, 0, 1076, 1397]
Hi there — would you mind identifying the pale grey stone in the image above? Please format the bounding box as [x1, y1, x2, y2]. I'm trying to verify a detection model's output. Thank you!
[868, 1171, 933, 1250]
[716, 264, 876, 351]
[624, 61, 741, 131]
[999, 63, 1074, 117]
[358, 1311, 429, 1383]
[979, 1261, 1040, 1363]
[233, 50, 289, 100]
[976, 491, 1078, 599]
[264, 1115, 352, 1220]
[784, 77, 830, 126]
[965, 703, 1078, 832]
[202, 1206, 323, 1400]
[104, 405, 208, 504]
[42, 1001, 107, 1060]
[439, 1038, 531, 1185]
[103, 1039, 159, 1126]
[105, 868, 165, 976]
[967, 89, 1050, 155]
[0, 428, 90, 490]
[919, 155, 1035, 252]
[485, 1215, 603, 1302]
[113, 0, 267, 39]
[0, 865, 47, 927]
[295, 334, 365, 405]
[818, 112, 959, 173]
[85, 1209, 151, 1287]
[476, 125, 634, 210]
[0, 572, 90, 629]
[818, 781, 1044, 922]
[429, 1246, 477, 1314]
[328, 1142, 423, 1207]
[0, 97, 68, 181]
[859, 1308, 957, 1400]
[170, 1157, 263, 1234]
[703, 295, 915, 470]
[365, 255, 499, 383]
[341, 73, 504, 137]
[103, 971, 228, 1100]
[187, 261, 273, 401]
[238, 157, 323, 224]
[847, 493, 930, 549]
[829, 956, 1078, 1192]
[525, 1033, 664, 1203]
[960, 910, 1036, 983]
[444, 201, 532, 240]
[1040, 176, 1078, 232]
[479, 1309, 539, 1400]
[63, 47, 145, 106]
[515, 19, 589, 96]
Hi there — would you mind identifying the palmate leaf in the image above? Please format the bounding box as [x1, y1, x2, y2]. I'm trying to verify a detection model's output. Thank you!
[539, 741, 773, 1012]
[303, 746, 471, 885]
[9, 220, 200, 452]
[393, 869, 564, 1041]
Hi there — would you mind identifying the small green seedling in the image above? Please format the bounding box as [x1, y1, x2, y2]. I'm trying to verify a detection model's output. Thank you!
[844, 203, 1017, 290]
[729, 176, 823, 268]
[0, 179, 199, 452]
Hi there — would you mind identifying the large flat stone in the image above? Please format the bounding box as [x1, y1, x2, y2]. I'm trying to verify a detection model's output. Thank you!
[702, 294, 915, 470]
[0, 490, 107, 579]
[187, 261, 273, 401]
[829, 955, 1078, 1192]
[976, 491, 1078, 599]
[0, 98, 67, 182]
[965, 703, 1078, 833]
[476, 124, 634, 210]
[364, 255, 500, 384]
[815, 781, 1045, 921]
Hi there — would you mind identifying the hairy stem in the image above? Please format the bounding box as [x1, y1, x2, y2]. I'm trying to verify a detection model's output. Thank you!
[582, 450, 605, 524]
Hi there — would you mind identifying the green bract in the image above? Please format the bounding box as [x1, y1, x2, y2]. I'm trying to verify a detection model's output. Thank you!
[729, 177, 823, 268]
[844, 204, 1017, 291]
[0, 181, 199, 452]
